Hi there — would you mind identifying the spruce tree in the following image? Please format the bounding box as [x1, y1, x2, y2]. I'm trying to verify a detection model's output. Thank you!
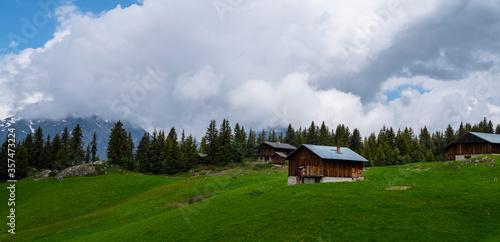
[244, 128, 256, 158]
[205, 120, 219, 166]
[106, 121, 129, 166]
[319, 121, 329, 146]
[69, 124, 85, 165]
[496, 125, 500, 134]
[136, 132, 151, 173]
[33, 127, 44, 169]
[444, 124, 455, 145]
[284, 124, 296, 146]
[91, 132, 98, 162]
[257, 129, 266, 145]
[217, 119, 233, 166]
[51, 134, 62, 169]
[163, 127, 180, 174]
[349, 128, 363, 153]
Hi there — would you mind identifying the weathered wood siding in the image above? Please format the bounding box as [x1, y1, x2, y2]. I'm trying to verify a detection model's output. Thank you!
[288, 147, 364, 178]
[444, 133, 500, 161]
[271, 154, 285, 164]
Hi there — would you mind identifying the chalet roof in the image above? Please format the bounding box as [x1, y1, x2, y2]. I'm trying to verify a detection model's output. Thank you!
[285, 144, 369, 162]
[255, 141, 296, 150]
[273, 152, 287, 158]
[442, 132, 500, 150]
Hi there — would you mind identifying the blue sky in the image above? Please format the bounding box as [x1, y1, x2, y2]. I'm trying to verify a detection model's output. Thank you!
[0, 0, 499, 137]
[0, 0, 140, 53]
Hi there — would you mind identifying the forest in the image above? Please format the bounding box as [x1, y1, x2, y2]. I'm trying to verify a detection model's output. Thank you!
[1, 117, 500, 181]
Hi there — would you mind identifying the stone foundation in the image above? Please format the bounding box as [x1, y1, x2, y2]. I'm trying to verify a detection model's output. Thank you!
[288, 176, 364, 185]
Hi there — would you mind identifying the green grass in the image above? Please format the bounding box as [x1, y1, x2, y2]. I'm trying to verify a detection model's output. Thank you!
[1, 157, 499, 241]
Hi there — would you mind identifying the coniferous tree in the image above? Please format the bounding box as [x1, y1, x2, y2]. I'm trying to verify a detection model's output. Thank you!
[268, 130, 277, 142]
[284, 124, 297, 146]
[106, 121, 129, 166]
[319, 121, 329, 146]
[39, 134, 51, 169]
[91, 132, 98, 162]
[349, 128, 363, 153]
[51, 133, 62, 169]
[61, 127, 69, 146]
[24, 133, 34, 167]
[136, 132, 151, 173]
[205, 120, 219, 166]
[217, 119, 233, 166]
[33, 127, 44, 169]
[257, 129, 266, 144]
[69, 124, 85, 165]
[496, 124, 500, 134]
[233, 124, 245, 163]
[444, 124, 456, 145]
[244, 128, 256, 158]
[85, 144, 91, 163]
[163, 127, 180, 174]
[306, 121, 318, 145]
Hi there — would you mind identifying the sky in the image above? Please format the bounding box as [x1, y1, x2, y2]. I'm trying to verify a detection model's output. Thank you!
[1, 0, 500, 138]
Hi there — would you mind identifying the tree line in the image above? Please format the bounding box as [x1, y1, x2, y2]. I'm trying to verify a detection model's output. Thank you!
[0, 125, 98, 181]
[2, 117, 500, 181]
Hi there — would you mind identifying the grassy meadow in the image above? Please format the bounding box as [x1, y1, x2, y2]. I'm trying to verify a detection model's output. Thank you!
[1, 156, 499, 241]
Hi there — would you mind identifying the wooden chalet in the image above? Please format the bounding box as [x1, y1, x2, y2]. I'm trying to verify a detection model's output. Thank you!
[255, 141, 296, 164]
[443, 132, 500, 161]
[286, 144, 368, 185]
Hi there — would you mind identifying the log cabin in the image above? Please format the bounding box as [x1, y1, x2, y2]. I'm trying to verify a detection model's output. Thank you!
[443, 132, 500, 161]
[255, 141, 296, 164]
[286, 144, 368, 185]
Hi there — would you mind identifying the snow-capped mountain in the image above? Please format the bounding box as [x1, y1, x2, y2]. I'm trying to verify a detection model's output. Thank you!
[0, 115, 147, 159]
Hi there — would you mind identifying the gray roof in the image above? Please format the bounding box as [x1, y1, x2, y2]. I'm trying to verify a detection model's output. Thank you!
[443, 132, 500, 150]
[273, 152, 287, 158]
[469, 132, 500, 144]
[286, 144, 368, 162]
[257, 141, 296, 150]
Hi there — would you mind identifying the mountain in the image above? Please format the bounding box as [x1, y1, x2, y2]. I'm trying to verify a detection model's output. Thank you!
[0, 115, 147, 159]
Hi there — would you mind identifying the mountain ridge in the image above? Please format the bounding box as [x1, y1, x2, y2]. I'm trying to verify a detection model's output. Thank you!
[0, 115, 147, 159]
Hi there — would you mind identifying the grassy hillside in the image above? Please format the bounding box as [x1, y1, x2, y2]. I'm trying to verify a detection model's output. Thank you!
[1, 157, 499, 241]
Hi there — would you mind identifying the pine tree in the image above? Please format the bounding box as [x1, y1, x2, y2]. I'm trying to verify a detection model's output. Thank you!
[268, 130, 277, 142]
[91, 132, 98, 162]
[163, 127, 180, 174]
[233, 124, 245, 163]
[217, 119, 233, 166]
[244, 128, 256, 158]
[306, 121, 318, 145]
[61, 127, 69, 146]
[284, 124, 296, 146]
[205, 120, 219, 166]
[349, 128, 363, 153]
[51, 134, 62, 169]
[496, 124, 500, 134]
[444, 124, 456, 145]
[33, 127, 44, 169]
[85, 144, 91, 163]
[106, 121, 129, 166]
[39, 134, 52, 169]
[136, 132, 151, 173]
[257, 129, 266, 144]
[69, 124, 85, 165]
[319, 121, 329, 146]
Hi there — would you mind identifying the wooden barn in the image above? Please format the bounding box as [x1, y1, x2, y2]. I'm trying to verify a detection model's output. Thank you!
[286, 144, 368, 185]
[255, 141, 296, 164]
[443, 132, 500, 161]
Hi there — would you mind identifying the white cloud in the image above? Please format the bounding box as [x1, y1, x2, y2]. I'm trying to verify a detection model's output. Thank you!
[1, 0, 499, 138]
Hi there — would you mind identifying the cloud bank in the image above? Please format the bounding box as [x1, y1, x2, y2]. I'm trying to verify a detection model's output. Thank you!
[1, 0, 500, 137]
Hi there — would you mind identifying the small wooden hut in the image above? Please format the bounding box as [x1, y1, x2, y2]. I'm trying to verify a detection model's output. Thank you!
[286, 144, 368, 185]
[255, 141, 296, 164]
[443, 132, 500, 161]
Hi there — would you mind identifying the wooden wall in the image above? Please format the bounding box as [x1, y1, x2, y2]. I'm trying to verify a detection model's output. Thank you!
[288, 147, 364, 178]
[445, 143, 496, 161]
